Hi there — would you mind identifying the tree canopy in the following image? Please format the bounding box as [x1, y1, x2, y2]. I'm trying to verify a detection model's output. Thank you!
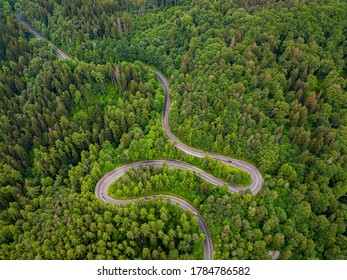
[1, 0, 346, 259]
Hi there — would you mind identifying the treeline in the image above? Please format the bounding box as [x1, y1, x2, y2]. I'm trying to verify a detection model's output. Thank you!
[108, 164, 214, 201]
[185, 155, 251, 186]
[15, 0, 190, 68]
[1, 0, 347, 259]
[1, 189, 203, 259]
[169, 0, 347, 258]
[0, 32, 163, 204]
[1, 3, 205, 259]
[108, 163, 345, 259]
[217, 0, 308, 13]
[16, 0, 189, 40]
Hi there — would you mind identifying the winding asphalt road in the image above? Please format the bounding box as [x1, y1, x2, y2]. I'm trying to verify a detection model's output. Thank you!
[17, 15, 263, 260]
[155, 70, 263, 195]
[95, 73, 263, 260]
[95, 160, 215, 259]
[16, 14, 69, 59]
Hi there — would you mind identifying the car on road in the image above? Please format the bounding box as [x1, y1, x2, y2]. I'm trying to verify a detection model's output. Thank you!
[193, 211, 198, 216]
[227, 160, 233, 163]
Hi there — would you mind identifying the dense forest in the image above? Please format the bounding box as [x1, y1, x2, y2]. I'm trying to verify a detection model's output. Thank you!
[1, 0, 346, 259]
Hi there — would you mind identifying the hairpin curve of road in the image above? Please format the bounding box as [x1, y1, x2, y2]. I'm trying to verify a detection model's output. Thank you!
[17, 14, 263, 260]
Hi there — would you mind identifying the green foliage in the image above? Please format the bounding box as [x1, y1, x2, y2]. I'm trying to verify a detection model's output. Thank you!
[0, 189, 204, 259]
[185, 155, 251, 186]
[0, 10, 205, 259]
[108, 164, 214, 201]
[1, 0, 347, 260]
